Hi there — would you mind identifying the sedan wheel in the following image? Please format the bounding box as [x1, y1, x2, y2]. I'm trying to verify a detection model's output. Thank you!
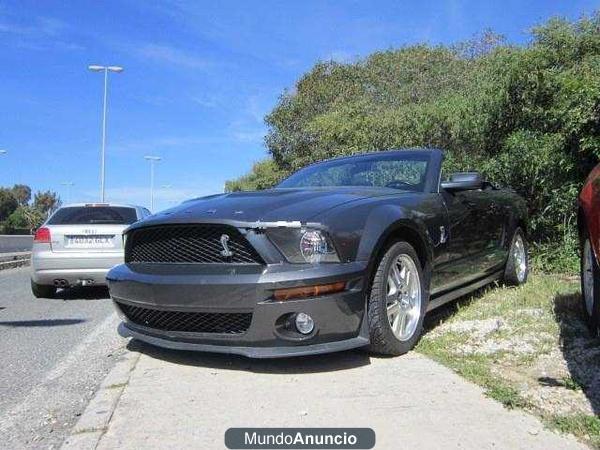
[368, 241, 428, 356]
[31, 279, 56, 299]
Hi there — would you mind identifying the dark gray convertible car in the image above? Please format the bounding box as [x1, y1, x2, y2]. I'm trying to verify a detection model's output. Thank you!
[107, 149, 528, 358]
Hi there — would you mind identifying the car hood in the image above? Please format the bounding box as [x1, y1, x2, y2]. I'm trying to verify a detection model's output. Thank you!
[135, 188, 398, 228]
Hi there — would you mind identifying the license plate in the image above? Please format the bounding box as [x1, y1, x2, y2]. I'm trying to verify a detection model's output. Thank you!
[66, 235, 113, 248]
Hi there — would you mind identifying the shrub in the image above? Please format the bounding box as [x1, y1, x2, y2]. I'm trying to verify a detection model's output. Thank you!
[229, 13, 600, 273]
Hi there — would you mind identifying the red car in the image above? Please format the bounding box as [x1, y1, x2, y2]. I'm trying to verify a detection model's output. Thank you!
[578, 164, 600, 336]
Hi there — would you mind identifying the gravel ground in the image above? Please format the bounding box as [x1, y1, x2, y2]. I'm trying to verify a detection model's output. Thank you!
[0, 267, 126, 449]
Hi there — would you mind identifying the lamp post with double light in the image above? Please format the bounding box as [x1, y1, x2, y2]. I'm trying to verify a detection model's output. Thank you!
[88, 65, 123, 202]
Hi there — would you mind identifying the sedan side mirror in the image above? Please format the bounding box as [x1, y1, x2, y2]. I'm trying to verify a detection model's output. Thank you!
[441, 172, 483, 192]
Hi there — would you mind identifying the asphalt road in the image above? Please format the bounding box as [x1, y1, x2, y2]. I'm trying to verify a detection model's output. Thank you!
[0, 267, 125, 449]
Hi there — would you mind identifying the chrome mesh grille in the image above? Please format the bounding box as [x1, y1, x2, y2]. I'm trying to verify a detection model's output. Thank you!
[125, 224, 263, 264]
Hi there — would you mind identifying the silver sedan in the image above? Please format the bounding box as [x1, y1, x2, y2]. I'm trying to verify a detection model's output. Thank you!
[31, 203, 150, 298]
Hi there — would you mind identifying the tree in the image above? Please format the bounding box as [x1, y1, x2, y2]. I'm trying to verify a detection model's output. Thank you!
[228, 12, 600, 272]
[0, 188, 18, 221]
[6, 205, 45, 234]
[34, 190, 61, 215]
[11, 184, 31, 206]
[225, 159, 287, 192]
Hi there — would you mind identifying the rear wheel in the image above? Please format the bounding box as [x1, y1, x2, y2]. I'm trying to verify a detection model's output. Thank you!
[503, 227, 528, 286]
[367, 241, 428, 356]
[31, 279, 56, 299]
[581, 230, 600, 336]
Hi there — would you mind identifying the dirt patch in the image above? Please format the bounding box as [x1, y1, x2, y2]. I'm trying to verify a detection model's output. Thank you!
[431, 317, 507, 339]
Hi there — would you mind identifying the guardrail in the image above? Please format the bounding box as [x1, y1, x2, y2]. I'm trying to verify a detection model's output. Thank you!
[0, 235, 33, 253]
[0, 251, 31, 270]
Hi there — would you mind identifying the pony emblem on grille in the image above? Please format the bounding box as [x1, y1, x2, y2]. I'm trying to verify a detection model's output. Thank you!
[220, 234, 233, 258]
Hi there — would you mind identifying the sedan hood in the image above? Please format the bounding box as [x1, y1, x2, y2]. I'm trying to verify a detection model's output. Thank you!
[139, 188, 396, 226]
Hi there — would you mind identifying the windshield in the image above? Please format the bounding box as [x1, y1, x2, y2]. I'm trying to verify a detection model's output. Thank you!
[47, 206, 138, 225]
[277, 152, 430, 191]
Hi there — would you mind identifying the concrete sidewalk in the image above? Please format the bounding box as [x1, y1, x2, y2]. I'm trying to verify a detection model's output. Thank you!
[63, 343, 586, 450]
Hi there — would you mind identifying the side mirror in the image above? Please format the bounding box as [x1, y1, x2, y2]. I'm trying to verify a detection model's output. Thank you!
[441, 172, 483, 192]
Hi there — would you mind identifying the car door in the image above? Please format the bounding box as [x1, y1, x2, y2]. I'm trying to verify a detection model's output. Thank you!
[482, 187, 512, 269]
[440, 186, 506, 289]
[432, 189, 484, 290]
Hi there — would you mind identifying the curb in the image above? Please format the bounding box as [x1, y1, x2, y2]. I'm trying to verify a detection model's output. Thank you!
[61, 350, 141, 450]
[0, 252, 30, 271]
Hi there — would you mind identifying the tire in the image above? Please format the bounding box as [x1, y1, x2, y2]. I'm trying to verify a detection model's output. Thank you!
[367, 241, 428, 356]
[31, 279, 56, 299]
[503, 227, 529, 286]
[580, 228, 600, 336]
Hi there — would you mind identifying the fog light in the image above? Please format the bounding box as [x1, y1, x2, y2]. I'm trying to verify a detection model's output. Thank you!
[295, 313, 315, 335]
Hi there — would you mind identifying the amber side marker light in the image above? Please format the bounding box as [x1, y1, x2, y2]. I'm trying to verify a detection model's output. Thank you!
[273, 281, 346, 301]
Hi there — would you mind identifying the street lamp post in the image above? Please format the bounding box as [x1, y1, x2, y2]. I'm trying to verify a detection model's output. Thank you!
[88, 64, 123, 202]
[61, 181, 74, 204]
[144, 156, 161, 212]
[0, 150, 7, 156]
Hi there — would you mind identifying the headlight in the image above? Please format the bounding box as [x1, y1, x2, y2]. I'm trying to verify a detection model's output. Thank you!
[266, 228, 340, 264]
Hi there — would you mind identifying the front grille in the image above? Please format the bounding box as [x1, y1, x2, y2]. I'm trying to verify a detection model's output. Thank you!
[125, 224, 264, 264]
[117, 302, 252, 334]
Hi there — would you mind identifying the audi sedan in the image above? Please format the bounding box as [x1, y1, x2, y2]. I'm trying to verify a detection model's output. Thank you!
[31, 203, 150, 298]
[107, 149, 528, 358]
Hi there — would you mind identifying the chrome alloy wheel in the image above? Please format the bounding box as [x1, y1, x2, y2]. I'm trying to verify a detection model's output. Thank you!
[385, 254, 421, 341]
[513, 234, 527, 283]
[583, 238, 595, 316]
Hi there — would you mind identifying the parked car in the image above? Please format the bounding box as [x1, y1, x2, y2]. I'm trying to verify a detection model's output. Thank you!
[31, 203, 151, 298]
[578, 164, 600, 336]
[107, 149, 528, 358]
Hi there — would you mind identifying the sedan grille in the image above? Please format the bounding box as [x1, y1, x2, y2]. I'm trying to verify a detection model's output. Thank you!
[117, 302, 252, 334]
[125, 224, 263, 264]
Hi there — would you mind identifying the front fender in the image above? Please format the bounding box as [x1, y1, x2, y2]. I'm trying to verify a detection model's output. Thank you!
[320, 199, 437, 266]
[356, 204, 435, 266]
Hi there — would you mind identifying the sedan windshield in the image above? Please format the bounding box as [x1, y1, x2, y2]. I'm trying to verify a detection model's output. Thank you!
[277, 152, 430, 191]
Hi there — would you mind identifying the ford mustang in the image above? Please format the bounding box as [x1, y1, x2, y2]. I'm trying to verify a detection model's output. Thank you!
[107, 149, 528, 358]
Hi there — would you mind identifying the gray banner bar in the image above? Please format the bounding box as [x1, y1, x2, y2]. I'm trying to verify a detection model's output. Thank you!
[225, 428, 375, 449]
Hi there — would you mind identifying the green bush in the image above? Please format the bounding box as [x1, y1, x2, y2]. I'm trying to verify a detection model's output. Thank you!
[225, 159, 287, 192]
[0, 185, 60, 234]
[228, 14, 600, 273]
[5, 205, 45, 234]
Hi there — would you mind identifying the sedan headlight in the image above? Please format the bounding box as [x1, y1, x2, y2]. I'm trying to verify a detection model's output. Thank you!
[266, 228, 340, 264]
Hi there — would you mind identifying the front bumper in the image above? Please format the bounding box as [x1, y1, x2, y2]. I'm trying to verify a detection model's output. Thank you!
[107, 261, 370, 358]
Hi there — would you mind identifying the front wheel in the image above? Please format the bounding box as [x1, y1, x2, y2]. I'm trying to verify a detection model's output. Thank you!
[503, 227, 529, 286]
[581, 231, 600, 336]
[367, 241, 428, 356]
